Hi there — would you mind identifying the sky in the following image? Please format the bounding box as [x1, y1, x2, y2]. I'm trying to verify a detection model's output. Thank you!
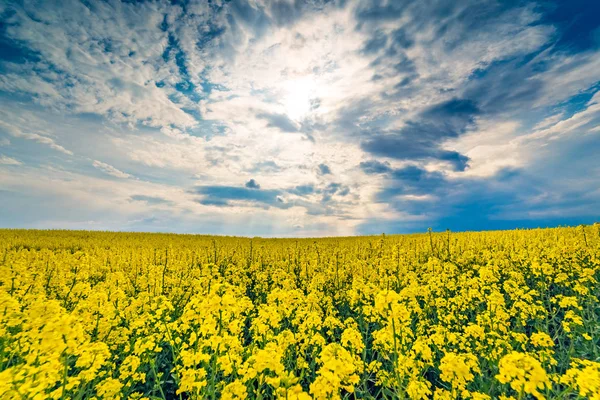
[0, 0, 599, 237]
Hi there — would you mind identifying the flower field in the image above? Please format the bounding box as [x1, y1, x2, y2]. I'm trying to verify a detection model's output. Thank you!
[0, 227, 599, 400]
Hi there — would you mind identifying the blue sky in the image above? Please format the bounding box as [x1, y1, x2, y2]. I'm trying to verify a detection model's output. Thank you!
[0, 0, 599, 236]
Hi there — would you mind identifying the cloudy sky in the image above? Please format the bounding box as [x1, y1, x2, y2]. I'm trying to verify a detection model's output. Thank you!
[0, 0, 599, 236]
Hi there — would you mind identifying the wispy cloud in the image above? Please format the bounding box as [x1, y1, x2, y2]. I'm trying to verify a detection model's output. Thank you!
[92, 160, 132, 179]
[0, 155, 21, 165]
[0, 120, 73, 155]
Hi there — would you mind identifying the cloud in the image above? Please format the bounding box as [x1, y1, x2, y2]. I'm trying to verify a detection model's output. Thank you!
[111, 134, 208, 173]
[361, 99, 478, 171]
[0, 120, 73, 155]
[245, 179, 261, 189]
[0, 0, 200, 129]
[0, 154, 21, 165]
[256, 112, 299, 132]
[0, 0, 599, 235]
[375, 165, 447, 201]
[193, 185, 283, 208]
[359, 160, 392, 174]
[129, 195, 172, 205]
[289, 184, 316, 196]
[321, 182, 351, 203]
[192, 180, 357, 218]
[92, 160, 132, 179]
[251, 160, 281, 173]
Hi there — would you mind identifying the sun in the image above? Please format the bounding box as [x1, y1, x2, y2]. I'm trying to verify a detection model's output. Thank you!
[282, 77, 316, 121]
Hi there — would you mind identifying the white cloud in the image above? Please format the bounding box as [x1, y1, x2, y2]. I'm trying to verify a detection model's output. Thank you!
[524, 99, 600, 142]
[535, 51, 600, 107]
[0, 163, 370, 235]
[448, 92, 600, 179]
[0, 119, 73, 155]
[0, 0, 199, 129]
[112, 135, 210, 174]
[92, 160, 132, 179]
[446, 120, 524, 177]
[1, 0, 599, 234]
[532, 112, 565, 131]
[0, 155, 21, 165]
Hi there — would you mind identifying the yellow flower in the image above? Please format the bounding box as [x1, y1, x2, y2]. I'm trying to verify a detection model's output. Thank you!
[433, 388, 453, 400]
[277, 384, 312, 400]
[561, 359, 600, 400]
[439, 352, 480, 391]
[119, 355, 142, 381]
[222, 380, 247, 400]
[496, 352, 549, 400]
[530, 332, 554, 348]
[1, 225, 598, 400]
[310, 343, 361, 399]
[341, 326, 365, 353]
[406, 378, 432, 400]
[562, 310, 584, 333]
[176, 368, 207, 395]
[96, 378, 123, 399]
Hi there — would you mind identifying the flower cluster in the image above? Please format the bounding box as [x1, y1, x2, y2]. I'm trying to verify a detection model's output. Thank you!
[0, 225, 598, 399]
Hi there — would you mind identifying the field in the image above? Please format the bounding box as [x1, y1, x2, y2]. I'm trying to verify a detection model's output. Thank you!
[0, 227, 599, 400]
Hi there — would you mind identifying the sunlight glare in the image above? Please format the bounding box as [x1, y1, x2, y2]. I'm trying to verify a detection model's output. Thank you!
[283, 77, 316, 121]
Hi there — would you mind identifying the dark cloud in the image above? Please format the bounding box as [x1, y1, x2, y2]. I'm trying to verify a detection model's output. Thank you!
[391, 53, 417, 75]
[355, 0, 522, 45]
[390, 27, 414, 49]
[383, 165, 447, 197]
[245, 179, 261, 189]
[355, 3, 406, 25]
[256, 112, 299, 133]
[289, 184, 316, 196]
[423, 98, 479, 119]
[361, 98, 478, 171]
[439, 152, 470, 171]
[361, 30, 388, 54]
[229, 0, 272, 36]
[288, 182, 350, 202]
[193, 185, 283, 208]
[359, 160, 392, 174]
[198, 197, 230, 206]
[361, 130, 600, 233]
[323, 182, 339, 195]
[193, 179, 354, 217]
[321, 182, 350, 203]
[0, 21, 41, 65]
[195, 185, 279, 203]
[463, 60, 546, 115]
[268, 0, 305, 26]
[351, 0, 558, 108]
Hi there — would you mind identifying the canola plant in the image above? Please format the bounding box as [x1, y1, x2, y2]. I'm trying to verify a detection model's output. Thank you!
[0, 226, 599, 399]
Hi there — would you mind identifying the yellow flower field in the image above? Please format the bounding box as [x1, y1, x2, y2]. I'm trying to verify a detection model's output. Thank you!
[1, 226, 599, 399]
